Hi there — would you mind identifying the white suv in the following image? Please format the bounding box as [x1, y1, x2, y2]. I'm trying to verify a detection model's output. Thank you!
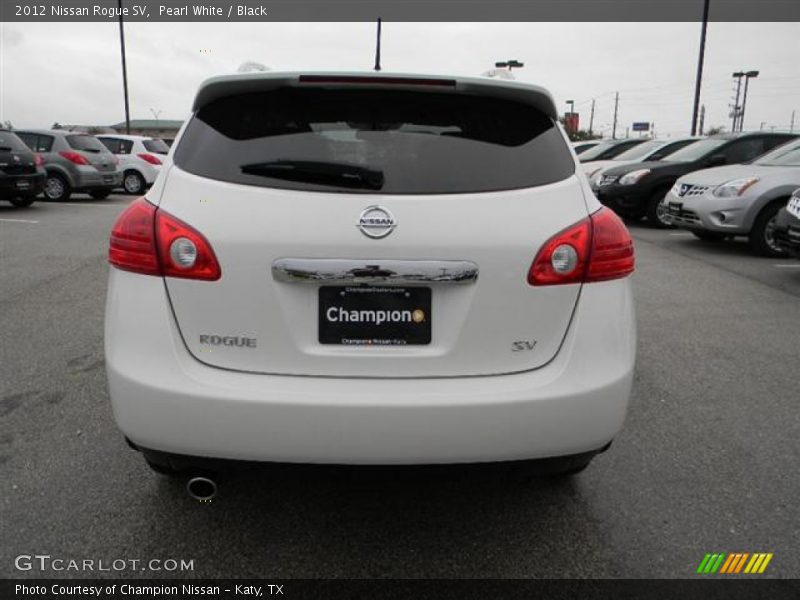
[105, 72, 636, 491]
[97, 134, 169, 195]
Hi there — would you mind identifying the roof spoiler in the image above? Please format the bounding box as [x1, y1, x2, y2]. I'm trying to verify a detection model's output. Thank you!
[191, 72, 559, 120]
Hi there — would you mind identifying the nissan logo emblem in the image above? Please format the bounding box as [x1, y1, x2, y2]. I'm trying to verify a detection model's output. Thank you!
[357, 205, 396, 239]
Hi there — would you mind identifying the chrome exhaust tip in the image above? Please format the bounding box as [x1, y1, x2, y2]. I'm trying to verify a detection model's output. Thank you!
[186, 476, 217, 502]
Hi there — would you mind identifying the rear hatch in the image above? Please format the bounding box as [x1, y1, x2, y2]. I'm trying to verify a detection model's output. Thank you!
[157, 73, 587, 378]
[65, 134, 117, 173]
[0, 131, 37, 177]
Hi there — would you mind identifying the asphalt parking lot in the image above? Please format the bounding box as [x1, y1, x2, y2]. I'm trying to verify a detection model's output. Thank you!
[1, 194, 798, 579]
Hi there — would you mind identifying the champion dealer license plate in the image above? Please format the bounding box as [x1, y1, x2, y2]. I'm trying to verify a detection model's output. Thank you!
[318, 286, 431, 345]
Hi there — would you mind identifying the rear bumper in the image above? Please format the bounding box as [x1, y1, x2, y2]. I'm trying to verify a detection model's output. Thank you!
[105, 271, 636, 465]
[73, 168, 123, 190]
[0, 172, 45, 198]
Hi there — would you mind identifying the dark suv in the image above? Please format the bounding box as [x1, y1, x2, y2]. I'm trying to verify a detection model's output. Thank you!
[0, 129, 46, 207]
[594, 132, 798, 226]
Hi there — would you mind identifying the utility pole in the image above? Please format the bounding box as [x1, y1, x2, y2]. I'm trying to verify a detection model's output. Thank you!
[373, 18, 382, 71]
[690, 0, 710, 136]
[612, 92, 619, 140]
[118, 0, 130, 134]
[698, 104, 706, 136]
[739, 70, 759, 132]
[731, 72, 744, 132]
[589, 99, 596, 137]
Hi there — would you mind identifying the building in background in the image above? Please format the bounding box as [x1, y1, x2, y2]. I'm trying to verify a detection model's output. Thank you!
[107, 119, 184, 139]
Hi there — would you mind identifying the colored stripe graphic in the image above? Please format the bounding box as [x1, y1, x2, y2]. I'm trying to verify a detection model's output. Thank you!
[701, 552, 773, 574]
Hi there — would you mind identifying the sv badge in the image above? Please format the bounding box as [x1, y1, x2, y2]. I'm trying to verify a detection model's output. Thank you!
[511, 340, 537, 352]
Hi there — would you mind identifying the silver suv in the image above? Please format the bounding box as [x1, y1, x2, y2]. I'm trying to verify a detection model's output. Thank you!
[15, 130, 123, 201]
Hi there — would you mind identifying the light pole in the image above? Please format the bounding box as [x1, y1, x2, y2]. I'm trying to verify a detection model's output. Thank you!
[495, 59, 524, 72]
[731, 71, 744, 132]
[739, 70, 759, 132]
[690, 0, 710, 136]
[118, 0, 130, 134]
[150, 108, 162, 133]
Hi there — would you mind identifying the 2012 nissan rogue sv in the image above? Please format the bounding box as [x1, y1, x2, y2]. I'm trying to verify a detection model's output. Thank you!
[105, 72, 637, 490]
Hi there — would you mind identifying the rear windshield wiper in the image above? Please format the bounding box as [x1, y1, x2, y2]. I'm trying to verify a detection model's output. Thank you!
[241, 160, 385, 190]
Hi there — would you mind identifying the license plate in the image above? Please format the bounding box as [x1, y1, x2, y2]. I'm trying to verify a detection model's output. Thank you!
[16, 180, 30, 189]
[788, 196, 800, 219]
[318, 286, 431, 345]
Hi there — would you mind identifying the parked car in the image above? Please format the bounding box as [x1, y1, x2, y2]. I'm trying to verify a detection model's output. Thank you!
[15, 130, 123, 201]
[578, 138, 648, 163]
[773, 188, 800, 258]
[585, 137, 699, 181]
[571, 140, 601, 155]
[0, 128, 46, 207]
[594, 132, 798, 227]
[663, 138, 800, 256]
[105, 71, 636, 494]
[96, 134, 169, 195]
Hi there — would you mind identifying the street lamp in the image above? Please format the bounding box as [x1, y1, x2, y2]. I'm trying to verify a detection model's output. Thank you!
[739, 70, 759, 132]
[150, 108, 163, 134]
[495, 59, 524, 71]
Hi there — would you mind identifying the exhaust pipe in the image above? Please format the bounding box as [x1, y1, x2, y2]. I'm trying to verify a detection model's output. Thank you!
[186, 476, 217, 502]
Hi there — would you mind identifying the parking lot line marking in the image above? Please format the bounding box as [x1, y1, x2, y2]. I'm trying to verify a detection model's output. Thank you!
[669, 232, 694, 237]
[773, 264, 800, 268]
[56, 202, 125, 207]
[0, 218, 38, 224]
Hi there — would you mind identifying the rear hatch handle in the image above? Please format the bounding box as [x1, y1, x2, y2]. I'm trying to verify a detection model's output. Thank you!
[272, 258, 479, 285]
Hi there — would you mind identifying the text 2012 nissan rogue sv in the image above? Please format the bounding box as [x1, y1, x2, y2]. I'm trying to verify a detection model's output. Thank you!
[105, 72, 636, 490]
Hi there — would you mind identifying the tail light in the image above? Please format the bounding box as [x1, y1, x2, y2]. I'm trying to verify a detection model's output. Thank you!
[137, 153, 162, 165]
[59, 151, 90, 166]
[108, 197, 221, 281]
[528, 207, 634, 286]
[34, 153, 44, 167]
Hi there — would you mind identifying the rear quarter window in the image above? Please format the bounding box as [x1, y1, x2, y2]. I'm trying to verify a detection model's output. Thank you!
[175, 88, 574, 194]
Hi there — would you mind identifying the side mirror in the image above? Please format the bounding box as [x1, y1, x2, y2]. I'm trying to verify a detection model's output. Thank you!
[707, 154, 727, 167]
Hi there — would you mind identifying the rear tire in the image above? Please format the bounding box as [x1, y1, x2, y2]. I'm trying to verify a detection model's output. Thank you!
[646, 188, 673, 228]
[749, 202, 788, 257]
[692, 230, 727, 242]
[44, 173, 70, 202]
[123, 171, 146, 195]
[9, 195, 36, 208]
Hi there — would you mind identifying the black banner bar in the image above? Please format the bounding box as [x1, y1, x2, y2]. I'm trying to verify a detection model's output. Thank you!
[2, 0, 800, 23]
[3, 579, 800, 600]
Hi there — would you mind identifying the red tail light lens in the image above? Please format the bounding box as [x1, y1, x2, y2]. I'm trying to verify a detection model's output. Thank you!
[137, 153, 162, 165]
[108, 197, 221, 281]
[528, 207, 634, 286]
[34, 153, 44, 167]
[59, 151, 90, 165]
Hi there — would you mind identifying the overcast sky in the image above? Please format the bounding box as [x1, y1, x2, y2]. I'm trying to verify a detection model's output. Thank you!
[1, 21, 798, 137]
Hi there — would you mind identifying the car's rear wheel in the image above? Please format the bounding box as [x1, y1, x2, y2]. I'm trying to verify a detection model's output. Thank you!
[44, 173, 70, 202]
[749, 202, 788, 257]
[90, 189, 112, 199]
[123, 171, 145, 195]
[9, 195, 36, 208]
[692, 230, 727, 242]
[646, 188, 673, 228]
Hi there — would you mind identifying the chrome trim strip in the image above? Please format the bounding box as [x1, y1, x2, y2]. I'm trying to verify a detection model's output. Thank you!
[272, 258, 479, 285]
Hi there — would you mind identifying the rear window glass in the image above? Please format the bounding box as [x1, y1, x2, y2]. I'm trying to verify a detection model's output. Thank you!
[0, 131, 31, 152]
[175, 88, 574, 194]
[66, 135, 107, 153]
[143, 138, 170, 154]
